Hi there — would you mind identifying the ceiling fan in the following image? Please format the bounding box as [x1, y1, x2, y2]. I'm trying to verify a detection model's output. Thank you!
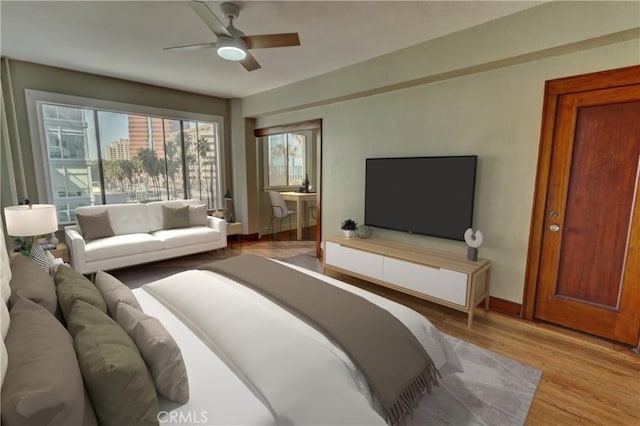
[165, 1, 301, 72]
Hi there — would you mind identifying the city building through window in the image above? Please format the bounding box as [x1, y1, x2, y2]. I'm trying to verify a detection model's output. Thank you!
[26, 91, 223, 224]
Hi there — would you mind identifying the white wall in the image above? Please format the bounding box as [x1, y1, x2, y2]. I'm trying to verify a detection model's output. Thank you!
[235, 1, 640, 304]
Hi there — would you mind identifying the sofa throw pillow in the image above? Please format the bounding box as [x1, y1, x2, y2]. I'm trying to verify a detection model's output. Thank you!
[189, 204, 208, 226]
[162, 205, 190, 229]
[76, 209, 115, 241]
[67, 299, 158, 426]
[116, 302, 190, 403]
[93, 271, 142, 317]
[55, 264, 107, 322]
[9, 254, 58, 316]
[2, 297, 98, 426]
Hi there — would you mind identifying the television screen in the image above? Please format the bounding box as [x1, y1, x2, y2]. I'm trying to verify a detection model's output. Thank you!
[365, 156, 477, 241]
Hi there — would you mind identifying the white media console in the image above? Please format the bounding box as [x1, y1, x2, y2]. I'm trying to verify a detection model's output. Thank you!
[323, 235, 491, 327]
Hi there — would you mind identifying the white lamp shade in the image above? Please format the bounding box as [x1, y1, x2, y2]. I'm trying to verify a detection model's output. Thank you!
[4, 204, 58, 237]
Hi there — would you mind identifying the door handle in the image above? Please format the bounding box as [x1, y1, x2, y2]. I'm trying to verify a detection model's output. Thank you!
[549, 224, 561, 232]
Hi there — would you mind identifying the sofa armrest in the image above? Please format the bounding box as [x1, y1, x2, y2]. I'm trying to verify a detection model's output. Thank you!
[64, 226, 86, 271]
[207, 216, 227, 240]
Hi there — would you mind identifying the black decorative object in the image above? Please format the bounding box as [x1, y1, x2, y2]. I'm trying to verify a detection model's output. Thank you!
[303, 174, 310, 193]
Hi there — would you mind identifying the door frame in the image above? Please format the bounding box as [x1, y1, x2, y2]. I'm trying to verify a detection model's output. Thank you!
[255, 119, 323, 257]
[523, 64, 640, 320]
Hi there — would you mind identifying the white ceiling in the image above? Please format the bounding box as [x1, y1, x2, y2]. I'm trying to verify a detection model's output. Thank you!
[0, 1, 543, 99]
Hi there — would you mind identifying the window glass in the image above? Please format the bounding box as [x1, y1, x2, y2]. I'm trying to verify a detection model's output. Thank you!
[264, 133, 306, 189]
[36, 101, 222, 224]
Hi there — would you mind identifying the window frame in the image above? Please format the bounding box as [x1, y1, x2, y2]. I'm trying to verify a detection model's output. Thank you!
[25, 89, 225, 223]
[261, 131, 311, 191]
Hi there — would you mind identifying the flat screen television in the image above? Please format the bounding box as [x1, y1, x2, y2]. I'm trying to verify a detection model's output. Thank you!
[365, 155, 477, 241]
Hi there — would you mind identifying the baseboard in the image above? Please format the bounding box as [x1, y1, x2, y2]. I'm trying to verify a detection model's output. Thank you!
[488, 296, 522, 317]
[233, 233, 259, 242]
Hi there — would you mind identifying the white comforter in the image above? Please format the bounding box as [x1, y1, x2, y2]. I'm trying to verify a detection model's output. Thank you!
[133, 261, 462, 425]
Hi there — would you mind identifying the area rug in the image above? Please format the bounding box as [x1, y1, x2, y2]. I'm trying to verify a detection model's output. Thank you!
[408, 334, 542, 426]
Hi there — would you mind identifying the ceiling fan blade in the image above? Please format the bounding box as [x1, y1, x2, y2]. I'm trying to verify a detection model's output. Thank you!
[242, 33, 300, 49]
[240, 52, 261, 72]
[164, 42, 217, 51]
[189, 1, 230, 37]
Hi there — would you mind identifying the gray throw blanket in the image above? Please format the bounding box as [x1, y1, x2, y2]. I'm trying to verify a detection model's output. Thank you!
[201, 254, 439, 425]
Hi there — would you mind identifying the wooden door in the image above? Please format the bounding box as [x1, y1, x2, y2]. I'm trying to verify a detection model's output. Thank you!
[524, 66, 640, 345]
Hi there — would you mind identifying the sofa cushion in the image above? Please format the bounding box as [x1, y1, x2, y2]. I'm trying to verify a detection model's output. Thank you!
[94, 271, 142, 317]
[84, 233, 164, 263]
[189, 204, 208, 226]
[76, 209, 114, 241]
[67, 299, 158, 426]
[2, 297, 98, 426]
[147, 200, 204, 231]
[153, 227, 222, 250]
[76, 204, 150, 236]
[9, 254, 58, 316]
[162, 205, 190, 230]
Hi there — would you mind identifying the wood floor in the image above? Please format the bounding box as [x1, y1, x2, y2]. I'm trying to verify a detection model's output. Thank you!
[236, 239, 640, 426]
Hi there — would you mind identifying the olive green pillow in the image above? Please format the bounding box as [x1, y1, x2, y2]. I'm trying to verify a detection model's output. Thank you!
[76, 209, 115, 241]
[55, 264, 107, 322]
[67, 299, 158, 426]
[162, 205, 190, 229]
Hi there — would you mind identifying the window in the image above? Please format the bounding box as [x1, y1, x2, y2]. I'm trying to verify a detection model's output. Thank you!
[27, 90, 224, 225]
[263, 132, 307, 189]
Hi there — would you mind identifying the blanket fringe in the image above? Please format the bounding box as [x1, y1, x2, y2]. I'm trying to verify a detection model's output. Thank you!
[384, 358, 441, 426]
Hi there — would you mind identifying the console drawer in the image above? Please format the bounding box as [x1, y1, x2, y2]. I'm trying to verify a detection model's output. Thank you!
[325, 241, 383, 281]
[383, 257, 468, 306]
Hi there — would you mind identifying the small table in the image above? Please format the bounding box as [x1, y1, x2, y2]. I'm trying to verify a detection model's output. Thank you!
[49, 243, 70, 263]
[226, 222, 242, 247]
[10, 243, 69, 263]
[280, 191, 317, 240]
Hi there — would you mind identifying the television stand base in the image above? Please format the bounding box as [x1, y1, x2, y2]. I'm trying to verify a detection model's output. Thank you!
[323, 235, 491, 327]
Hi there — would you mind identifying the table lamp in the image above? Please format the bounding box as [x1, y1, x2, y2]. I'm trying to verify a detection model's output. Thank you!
[4, 204, 58, 256]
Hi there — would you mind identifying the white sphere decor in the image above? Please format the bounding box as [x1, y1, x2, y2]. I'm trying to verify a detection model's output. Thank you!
[464, 228, 484, 248]
[464, 228, 483, 261]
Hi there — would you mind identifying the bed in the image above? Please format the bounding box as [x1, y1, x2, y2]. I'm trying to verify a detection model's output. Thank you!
[1, 225, 462, 426]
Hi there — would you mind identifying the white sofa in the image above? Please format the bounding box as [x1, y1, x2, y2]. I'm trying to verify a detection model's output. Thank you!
[64, 200, 227, 274]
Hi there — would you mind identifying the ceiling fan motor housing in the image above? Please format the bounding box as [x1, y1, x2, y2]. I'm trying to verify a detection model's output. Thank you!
[217, 35, 247, 61]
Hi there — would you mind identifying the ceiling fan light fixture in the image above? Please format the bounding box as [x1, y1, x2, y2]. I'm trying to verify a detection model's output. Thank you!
[217, 36, 247, 61]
